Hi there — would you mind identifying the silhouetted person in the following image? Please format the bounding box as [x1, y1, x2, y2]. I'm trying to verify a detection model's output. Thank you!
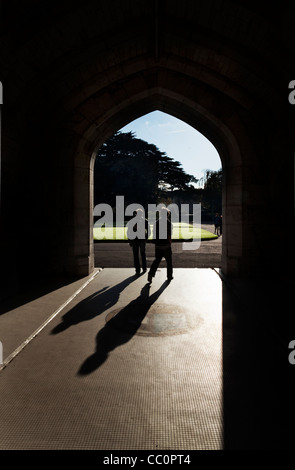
[148, 207, 173, 283]
[127, 208, 151, 275]
[214, 212, 221, 236]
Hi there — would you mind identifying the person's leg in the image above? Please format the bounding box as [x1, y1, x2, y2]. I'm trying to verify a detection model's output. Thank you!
[148, 248, 162, 281]
[165, 247, 173, 280]
[139, 240, 147, 272]
[132, 244, 140, 274]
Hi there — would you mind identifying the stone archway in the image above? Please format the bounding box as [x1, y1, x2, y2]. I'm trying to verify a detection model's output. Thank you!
[1, 1, 294, 292]
[69, 81, 245, 279]
[1, 2, 295, 450]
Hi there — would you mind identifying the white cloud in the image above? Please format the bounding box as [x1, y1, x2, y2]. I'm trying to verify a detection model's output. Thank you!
[157, 122, 186, 134]
[166, 129, 187, 134]
[157, 122, 171, 129]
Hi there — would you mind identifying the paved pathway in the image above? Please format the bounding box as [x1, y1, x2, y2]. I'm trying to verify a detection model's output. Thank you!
[1, 221, 294, 449]
[95, 224, 222, 269]
[0, 268, 223, 450]
[1, 263, 295, 449]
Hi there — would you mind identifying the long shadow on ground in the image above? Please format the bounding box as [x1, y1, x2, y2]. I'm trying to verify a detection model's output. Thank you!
[78, 280, 169, 374]
[51, 274, 138, 334]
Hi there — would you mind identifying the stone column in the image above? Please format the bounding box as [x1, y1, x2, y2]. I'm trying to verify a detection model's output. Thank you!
[222, 163, 243, 277]
[68, 151, 95, 277]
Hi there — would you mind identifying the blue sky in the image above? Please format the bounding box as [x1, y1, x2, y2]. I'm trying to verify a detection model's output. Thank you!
[120, 111, 221, 186]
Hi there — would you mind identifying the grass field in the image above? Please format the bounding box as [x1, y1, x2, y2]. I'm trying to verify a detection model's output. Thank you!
[93, 222, 218, 242]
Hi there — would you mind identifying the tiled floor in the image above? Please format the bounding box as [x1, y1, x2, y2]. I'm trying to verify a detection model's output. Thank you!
[0, 268, 223, 450]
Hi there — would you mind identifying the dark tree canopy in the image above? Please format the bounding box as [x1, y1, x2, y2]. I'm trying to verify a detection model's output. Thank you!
[200, 169, 223, 217]
[94, 131, 198, 208]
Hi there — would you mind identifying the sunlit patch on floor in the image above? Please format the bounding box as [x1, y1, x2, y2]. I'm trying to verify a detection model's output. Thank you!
[105, 303, 203, 336]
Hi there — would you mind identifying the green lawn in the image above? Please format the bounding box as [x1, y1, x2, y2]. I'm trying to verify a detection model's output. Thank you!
[93, 222, 218, 241]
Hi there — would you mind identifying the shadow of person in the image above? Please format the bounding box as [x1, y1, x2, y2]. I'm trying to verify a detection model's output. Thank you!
[78, 280, 169, 375]
[51, 274, 138, 335]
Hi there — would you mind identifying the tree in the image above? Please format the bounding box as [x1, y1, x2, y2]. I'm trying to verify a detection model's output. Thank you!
[203, 169, 222, 193]
[158, 154, 198, 191]
[94, 131, 198, 208]
[201, 168, 223, 219]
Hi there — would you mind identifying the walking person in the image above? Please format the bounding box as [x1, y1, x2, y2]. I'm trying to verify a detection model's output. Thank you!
[148, 207, 173, 283]
[128, 208, 151, 275]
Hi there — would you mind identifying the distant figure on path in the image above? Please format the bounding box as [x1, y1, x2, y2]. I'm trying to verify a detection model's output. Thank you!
[214, 213, 221, 236]
[148, 207, 173, 283]
[128, 209, 151, 275]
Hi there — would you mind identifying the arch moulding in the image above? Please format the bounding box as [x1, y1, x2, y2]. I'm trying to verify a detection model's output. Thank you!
[69, 87, 244, 278]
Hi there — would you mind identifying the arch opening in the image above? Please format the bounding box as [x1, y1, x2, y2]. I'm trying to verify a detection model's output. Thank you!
[92, 110, 224, 271]
[71, 89, 244, 279]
